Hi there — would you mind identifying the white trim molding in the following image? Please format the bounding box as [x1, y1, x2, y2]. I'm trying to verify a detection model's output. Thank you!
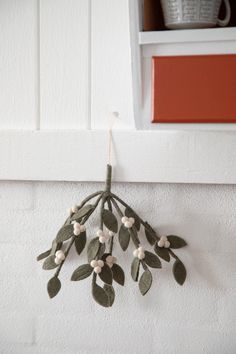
[1, 130, 236, 184]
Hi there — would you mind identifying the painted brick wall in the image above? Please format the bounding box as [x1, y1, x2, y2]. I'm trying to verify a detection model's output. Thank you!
[0, 181, 236, 354]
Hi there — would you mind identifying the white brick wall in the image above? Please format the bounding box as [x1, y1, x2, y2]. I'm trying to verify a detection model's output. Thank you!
[0, 181, 236, 354]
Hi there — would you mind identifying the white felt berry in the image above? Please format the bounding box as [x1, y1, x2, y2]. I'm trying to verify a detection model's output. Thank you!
[138, 246, 144, 253]
[55, 250, 65, 261]
[158, 239, 165, 248]
[121, 216, 128, 223]
[129, 217, 135, 225]
[138, 252, 145, 260]
[164, 241, 170, 248]
[73, 222, 80, 230]
[124, 221, 133, 228]
[71, 205, 78, 213]
[96, 229, 103, 237]
[133, 249, 139, 257]
[80, 224, 86, 233]
[108, 230, 114, 237]
[94, 266, 102, 274]
[55, 257, 62, 265]
[106, 255, 113, 263]
[99, 236, 106, 243]
[90, 260, 98, 268]
[162, 236, 168, 242]
[73, 228, 81, 236]
[97, 260, 104, 268]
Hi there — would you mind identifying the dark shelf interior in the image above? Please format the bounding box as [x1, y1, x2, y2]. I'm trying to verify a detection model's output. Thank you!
[143, 0, 236, 31]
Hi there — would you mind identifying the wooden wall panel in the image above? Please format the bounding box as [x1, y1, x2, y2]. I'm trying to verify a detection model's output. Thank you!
[91, 0, 135, 129]
[40, 0, 90, 129]
[0, 0, 38, 129]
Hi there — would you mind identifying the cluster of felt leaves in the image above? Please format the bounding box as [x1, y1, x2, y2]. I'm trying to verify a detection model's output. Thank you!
[37, 198, 188, 306]
[71, 258, 125, 307]
[153, 235, 187, 285]
[131, 250, 161, 295]
[118, 207, 140, 251]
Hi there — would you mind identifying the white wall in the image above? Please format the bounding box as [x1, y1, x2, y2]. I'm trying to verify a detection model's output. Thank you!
[0, 180, 236, 353]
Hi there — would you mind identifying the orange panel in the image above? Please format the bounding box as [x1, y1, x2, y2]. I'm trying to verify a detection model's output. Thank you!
[152, 54, 236, 123]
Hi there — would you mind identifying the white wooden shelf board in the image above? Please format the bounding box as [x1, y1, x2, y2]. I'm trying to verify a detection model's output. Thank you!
[139, 27, 236, 45]
[1, 130, 236, 184]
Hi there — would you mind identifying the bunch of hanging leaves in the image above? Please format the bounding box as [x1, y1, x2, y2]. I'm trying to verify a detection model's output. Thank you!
[37, 165, 188, 308]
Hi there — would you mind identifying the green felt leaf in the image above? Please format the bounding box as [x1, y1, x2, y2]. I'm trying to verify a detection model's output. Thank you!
[42, 255, 58, 270]
[112, 264, 125, 286]
[64, 216, 71, 226]
[87, 237, 100, 262]
[131, 257, 140, 282]
[144, 251, 162, 268]
[139, 269, 152, 296]
[103, 284, 115, 307]
[145, 228, 156, 246]
[92, 279, 110, 307]
[97, 243, 106, 259]
[154, 242, 170, 262]
[56, 225, 74, 243]
[74, 232, 87, 255]
[101, 252, 111, 261]
[102, 209, 118, 233]
[51, 240, 60, 255]
[118, 224, 130, 251]
[167, 235, 187, 249]
[129, 227, 140, 245]
[125, 207, 140, 231]
[173, 260, 187, 285]
[71, 204, 94, 221]
[37, 249, 51, 261]
[99, 263, 113, 285]
[47, 276, 61, 299]
[71, 264, 93, 281]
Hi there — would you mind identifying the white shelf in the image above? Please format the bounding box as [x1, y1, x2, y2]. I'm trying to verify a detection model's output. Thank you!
[1, 130, 236, 184]
[139, 27, 236, 45]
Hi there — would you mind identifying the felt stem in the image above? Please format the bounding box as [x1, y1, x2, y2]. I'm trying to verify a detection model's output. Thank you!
[141, 260, 148, 271]
[169, 249, 179, 261]
[107, 197, 114, 254]
[105, 164, 112, 193]
[79, 190, 104, 208]
[111, 193, 160, 240]
[63, 190, 103, 226]
[54, 193, 104, 277]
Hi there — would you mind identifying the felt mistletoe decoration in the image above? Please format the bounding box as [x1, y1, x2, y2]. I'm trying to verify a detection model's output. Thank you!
[37, 164, 187, 307]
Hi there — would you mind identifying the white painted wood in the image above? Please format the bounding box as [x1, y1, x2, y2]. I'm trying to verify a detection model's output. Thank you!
[0, 0, 38, 129]
[142, 41, 236, 57]
[139, 27, 236, 45]
[1, 130, 236, 184]
[129, 0, 142, 129]
[40, 0, 90, 129]
[91, 0, 136, 129]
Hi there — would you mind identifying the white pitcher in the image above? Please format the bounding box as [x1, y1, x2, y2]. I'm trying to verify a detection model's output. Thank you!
[160, 0, 231, 29]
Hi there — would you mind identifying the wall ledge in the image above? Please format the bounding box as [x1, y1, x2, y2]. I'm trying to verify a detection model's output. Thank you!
[1, 129, 236, 184]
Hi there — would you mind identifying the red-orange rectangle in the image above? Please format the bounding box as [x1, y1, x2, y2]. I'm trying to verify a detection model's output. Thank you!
[152, 54, 236, 123]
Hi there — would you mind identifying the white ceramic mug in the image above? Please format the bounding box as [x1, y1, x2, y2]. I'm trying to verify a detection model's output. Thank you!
[160, 0, 231, 29]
